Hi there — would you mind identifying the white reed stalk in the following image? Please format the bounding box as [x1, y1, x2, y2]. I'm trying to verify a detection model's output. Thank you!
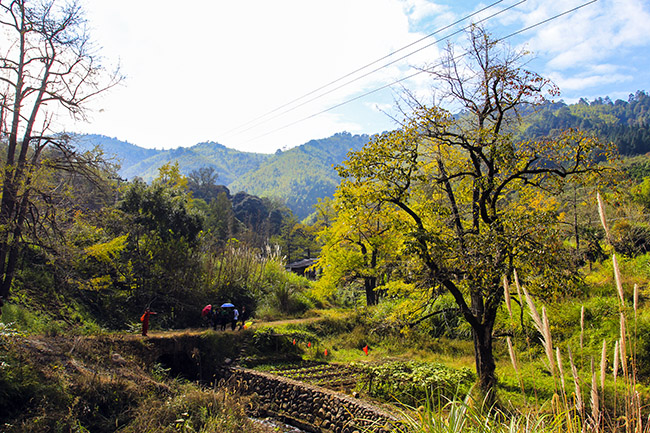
[542, 306, 556, 374]
[513, 269, 523, 306]
[591, 361, 600, 431]
[620, 313, 628, 377]
[613, 254, 625, 306]
[597, 191, 611, 242]
[522, 283, 543, 333]
[503, 276, 513, 319]
[600, 339, 607, 393]
[636, 391, 643, 433]
[556, 347, 566, 392]
[634, 283, 639, 316]
[613, 341, 620, 385]
[507, 337, 519, 374]
[581, 306, 585, 351]
[569, 348, 584, 414]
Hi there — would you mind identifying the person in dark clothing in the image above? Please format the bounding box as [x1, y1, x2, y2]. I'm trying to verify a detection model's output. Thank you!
[219, 308, 229, 331]
[211, 307, 219, 330]
[231, 307, 239, 331]
[238, 306, 248, 330]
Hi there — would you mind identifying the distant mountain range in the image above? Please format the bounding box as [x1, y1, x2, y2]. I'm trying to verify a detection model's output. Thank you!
[74, 132, 370, 219]
[74, 91, 650, 220]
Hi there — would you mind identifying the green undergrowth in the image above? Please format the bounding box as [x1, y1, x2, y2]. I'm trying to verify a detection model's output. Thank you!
[353, 360, 475, 408]
[1, 300, 104, 337]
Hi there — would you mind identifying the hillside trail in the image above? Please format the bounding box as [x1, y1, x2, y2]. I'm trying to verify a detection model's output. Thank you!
[140, 314, 321, 339]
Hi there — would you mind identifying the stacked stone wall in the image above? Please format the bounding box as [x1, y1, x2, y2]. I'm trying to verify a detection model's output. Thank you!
[229, 368, 401, 433]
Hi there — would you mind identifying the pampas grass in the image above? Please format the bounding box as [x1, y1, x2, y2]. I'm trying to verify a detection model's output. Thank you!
[504, 276, 513, 319]
[599, 340, 607, 394]
[613, 254, 625, 306]
[597, 192, 611, 244]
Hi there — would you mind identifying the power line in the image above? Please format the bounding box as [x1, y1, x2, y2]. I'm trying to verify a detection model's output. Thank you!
[243, 0, 598, 145]
[220, 0, 511, 138]
[229, 0, 529, 139]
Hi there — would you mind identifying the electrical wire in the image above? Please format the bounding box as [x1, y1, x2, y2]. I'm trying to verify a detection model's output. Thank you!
[242, 0, 598, 145]
[227, 0, 529, 139]
[220, 0, 512, 138]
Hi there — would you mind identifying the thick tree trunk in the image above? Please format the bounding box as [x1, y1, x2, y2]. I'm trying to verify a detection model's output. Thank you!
[472, 322, 497, 403]
[364, 276, 377, 306]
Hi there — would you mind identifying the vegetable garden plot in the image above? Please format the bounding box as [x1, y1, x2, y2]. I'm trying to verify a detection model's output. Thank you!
[263, 362, 362, 391]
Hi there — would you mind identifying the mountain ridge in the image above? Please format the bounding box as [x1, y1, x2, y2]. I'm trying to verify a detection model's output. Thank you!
[74, 132, 370, 219]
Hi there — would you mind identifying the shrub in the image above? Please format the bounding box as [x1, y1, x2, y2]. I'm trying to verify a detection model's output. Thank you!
[354, 360, 474, 407]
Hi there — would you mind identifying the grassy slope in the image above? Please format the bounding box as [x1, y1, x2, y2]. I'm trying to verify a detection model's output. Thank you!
[0, 330, 274, 433]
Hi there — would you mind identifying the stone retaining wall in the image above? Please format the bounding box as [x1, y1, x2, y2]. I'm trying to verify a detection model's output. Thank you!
[229, 367, 401, 433]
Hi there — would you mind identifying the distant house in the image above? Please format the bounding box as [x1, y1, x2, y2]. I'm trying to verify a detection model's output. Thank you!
[286, 258, 318, 280]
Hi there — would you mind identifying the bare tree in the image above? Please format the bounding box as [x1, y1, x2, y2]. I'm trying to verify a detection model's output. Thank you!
[0, 0, 122, 310]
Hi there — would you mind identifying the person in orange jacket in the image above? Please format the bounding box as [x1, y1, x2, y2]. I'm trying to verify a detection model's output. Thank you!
[140, 308, 156, 336]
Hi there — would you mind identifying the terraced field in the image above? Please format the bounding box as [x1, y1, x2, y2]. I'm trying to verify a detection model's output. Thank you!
[260, 361, 362, 392]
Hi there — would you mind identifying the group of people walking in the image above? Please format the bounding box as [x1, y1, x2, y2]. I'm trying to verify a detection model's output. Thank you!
[203, 303, 247, 331]
[139, 303, 248, 337]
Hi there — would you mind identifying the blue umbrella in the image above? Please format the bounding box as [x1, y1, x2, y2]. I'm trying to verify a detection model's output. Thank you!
[221, 302, 235, 308]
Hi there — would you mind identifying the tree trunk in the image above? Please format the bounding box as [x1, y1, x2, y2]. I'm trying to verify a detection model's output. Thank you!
[364, 276, 377, 306]
[472, 321, 497, 403]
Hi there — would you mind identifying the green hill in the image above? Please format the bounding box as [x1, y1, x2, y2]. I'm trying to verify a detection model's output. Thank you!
[75, 90, 650, 220]
[77, 132, 369, 219]
[229, 132, 370, 218]
[119, 142, 271, 185]
[73, 134, 161, 171]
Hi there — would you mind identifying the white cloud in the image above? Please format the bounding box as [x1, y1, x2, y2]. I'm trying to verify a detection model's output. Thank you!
[549, 71, 633, 92]
[518, 0, 650, 68]
[403, 0, 454, 26]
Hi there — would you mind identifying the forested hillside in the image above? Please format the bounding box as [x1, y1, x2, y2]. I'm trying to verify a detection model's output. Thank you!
[76, 136, 272, 185]
[521, 90, 650, 154]
[75, 93, 649, 220]
[78, 132, 369, 219]
[228, 132, 369, 219]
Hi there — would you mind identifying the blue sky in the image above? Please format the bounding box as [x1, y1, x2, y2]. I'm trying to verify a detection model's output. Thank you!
[71, 0, 650, 153]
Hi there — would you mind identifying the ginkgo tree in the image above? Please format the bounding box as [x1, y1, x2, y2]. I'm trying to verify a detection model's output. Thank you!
[316, 180, 406, 306]
[335, 27, 612, 398]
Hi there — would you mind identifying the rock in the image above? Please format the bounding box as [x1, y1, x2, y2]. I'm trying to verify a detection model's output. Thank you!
[111, 353, 127, 365]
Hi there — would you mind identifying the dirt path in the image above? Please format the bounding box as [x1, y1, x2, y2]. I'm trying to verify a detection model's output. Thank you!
[135, 314, 322, 339]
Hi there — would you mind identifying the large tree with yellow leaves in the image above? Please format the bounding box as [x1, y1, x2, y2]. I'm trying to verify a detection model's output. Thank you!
[335, 27, 612, 398]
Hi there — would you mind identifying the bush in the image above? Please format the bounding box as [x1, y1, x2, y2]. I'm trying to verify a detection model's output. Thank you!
[611, 220, 650, 257]
[354, 360, 474, 407]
